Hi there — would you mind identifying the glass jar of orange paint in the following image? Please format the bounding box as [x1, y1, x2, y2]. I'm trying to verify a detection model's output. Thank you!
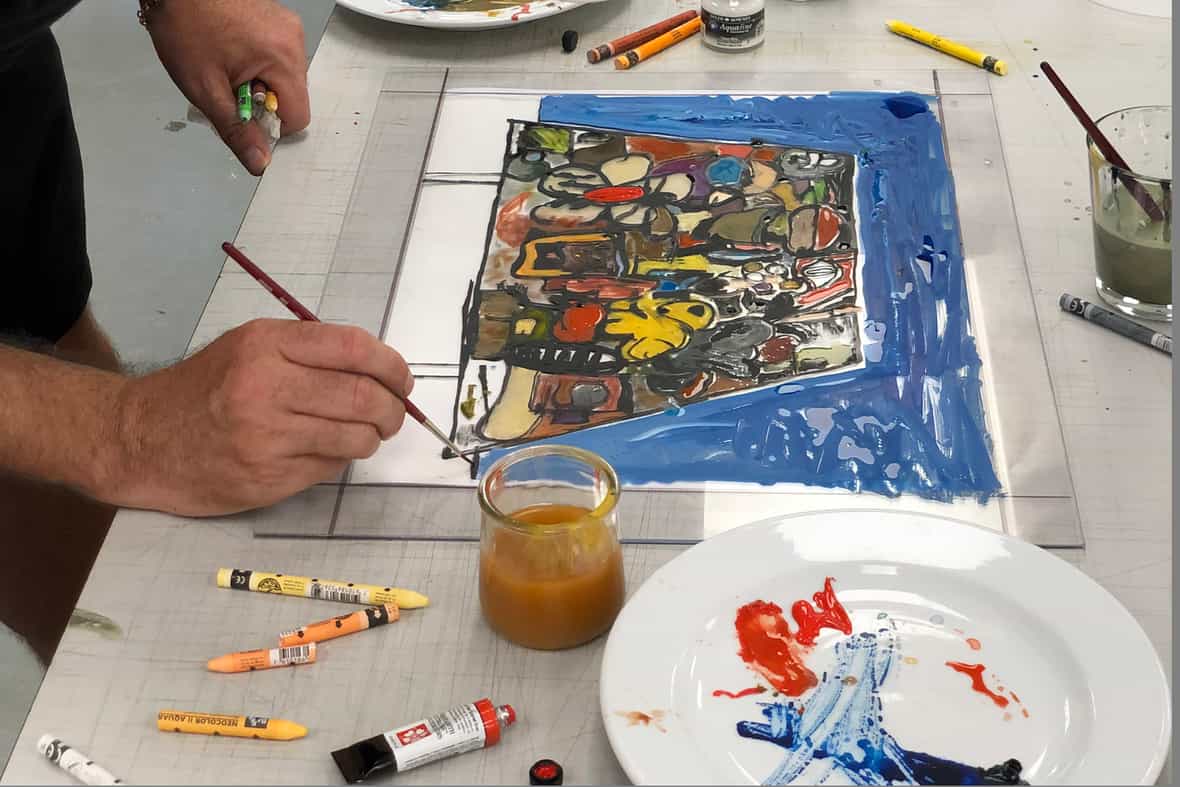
[478, 446, 624, 650]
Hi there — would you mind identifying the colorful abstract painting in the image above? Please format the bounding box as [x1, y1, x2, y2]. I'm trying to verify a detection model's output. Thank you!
[452, 93, 1001, 502]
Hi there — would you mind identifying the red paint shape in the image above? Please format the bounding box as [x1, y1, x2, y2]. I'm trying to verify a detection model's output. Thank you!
[815, 205, 841, 249]
[711, 686, 766, 699]
[791, 577, 853, 646]
[966, 637, 982, 651]
[1022, 708, 1030, 718]
[946, 661, 1010, 708]
[1009, 691, 1021, 703]
[585, 185, 645, 204]
[495, 191, 531, 246]
[735, 600, 817, 696]
[553, 302, 605, 342]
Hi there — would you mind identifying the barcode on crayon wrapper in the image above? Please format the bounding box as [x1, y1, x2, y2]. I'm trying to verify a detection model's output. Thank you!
[309, 582, 366, 604]
[277, 645, 313, 664]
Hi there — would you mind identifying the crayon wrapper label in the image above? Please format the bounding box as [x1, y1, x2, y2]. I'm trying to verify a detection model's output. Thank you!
[273, 644, 313, 666]
[244, 715, 271, 729]
[309, 581, 369, 604]
[385, 703, 487, 773]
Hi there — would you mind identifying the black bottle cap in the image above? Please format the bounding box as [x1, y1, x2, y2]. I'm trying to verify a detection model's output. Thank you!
[530, 758, 564, 785]
[561, 30, 579, 53]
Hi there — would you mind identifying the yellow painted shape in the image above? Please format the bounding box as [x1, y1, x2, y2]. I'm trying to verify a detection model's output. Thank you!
[513, 318, 537, 335]
[634, 254, 729, 276]
[773, 182, 801, 210]
[605, 293, 716, 361]
[675, 210, 714, 234]
[482, 367, 542, 440]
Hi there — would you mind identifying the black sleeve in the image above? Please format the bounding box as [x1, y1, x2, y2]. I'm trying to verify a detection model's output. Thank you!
[0, 29, 92, 344]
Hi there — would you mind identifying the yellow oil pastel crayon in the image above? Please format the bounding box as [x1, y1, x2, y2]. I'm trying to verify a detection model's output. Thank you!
[885, 20, 1007, 76]
[206, 643, 316, 673]
[279, 604, 399, 648]
[216, 568, 428, 609]
[157, 710, 307, 741]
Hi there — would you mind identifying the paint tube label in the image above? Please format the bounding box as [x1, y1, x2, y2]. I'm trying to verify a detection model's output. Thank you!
[384, 703, 487, 773]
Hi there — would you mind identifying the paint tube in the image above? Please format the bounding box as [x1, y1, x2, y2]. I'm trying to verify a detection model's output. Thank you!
[331, 699, 516, 783]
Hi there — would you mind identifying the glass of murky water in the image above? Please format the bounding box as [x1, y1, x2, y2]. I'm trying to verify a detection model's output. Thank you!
[1087, 105, 1172, 321]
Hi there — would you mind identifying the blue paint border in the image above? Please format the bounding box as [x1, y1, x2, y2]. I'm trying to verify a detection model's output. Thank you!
[481, 92, 999, 501]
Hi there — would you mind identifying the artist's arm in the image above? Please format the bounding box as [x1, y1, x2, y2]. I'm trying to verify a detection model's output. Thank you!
[143, 0, 311, 175]
[0, 320, 411, 517]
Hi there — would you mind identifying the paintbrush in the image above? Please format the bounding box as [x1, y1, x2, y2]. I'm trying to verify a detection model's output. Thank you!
[1039, 61, 1165, 222]
[220, 242, 474, 466]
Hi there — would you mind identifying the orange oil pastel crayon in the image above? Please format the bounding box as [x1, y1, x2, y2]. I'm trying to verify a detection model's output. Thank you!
[279, 603, 399, 648]
[206, 643, 315, 673]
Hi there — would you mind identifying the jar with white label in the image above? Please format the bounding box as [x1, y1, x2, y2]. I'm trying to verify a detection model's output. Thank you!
[701, 0, 766, 51]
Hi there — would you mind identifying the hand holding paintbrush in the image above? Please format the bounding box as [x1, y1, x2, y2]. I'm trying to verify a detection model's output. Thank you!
[221, 242, 474, 465]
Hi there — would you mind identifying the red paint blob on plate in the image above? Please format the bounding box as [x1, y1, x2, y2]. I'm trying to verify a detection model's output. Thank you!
[946, 661, 1010, 708]
[966, 637, 982, 651]
[735, 601, 816, 696]
[791, 577, 853, 646]
[711, 686, 766, 699]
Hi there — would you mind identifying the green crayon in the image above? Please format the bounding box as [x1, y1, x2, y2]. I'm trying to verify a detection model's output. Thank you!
[236, 83, 252, 123]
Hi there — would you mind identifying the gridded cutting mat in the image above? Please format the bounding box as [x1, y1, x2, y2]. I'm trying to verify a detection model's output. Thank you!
[2, 513, 685, 785]
[242, 67, 1081, 548]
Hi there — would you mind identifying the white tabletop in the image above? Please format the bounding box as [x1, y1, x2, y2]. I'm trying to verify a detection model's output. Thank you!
[4, 1, 1171, 784]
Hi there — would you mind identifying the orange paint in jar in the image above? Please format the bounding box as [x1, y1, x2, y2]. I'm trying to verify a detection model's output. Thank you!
[478, 448, 624, 650]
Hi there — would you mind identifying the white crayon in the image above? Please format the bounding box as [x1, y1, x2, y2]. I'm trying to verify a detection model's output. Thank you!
[37, 735, 123, 786]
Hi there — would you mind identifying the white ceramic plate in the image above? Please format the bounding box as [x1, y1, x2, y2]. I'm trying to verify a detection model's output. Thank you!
[601, 510, 1170, 785]
[335, 0, 604, 30]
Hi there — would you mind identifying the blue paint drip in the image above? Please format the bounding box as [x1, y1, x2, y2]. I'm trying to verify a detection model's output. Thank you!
[735, 630, 1022, 785]
[484, 92, 1000, 501]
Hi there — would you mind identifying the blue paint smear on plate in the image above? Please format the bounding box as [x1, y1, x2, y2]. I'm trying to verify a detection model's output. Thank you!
[735, 629, 1025, 785]
[479, 92, 1000, 502]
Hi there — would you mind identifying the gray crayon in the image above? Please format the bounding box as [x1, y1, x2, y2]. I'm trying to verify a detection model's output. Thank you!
[1059, 293, 1172, 355]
